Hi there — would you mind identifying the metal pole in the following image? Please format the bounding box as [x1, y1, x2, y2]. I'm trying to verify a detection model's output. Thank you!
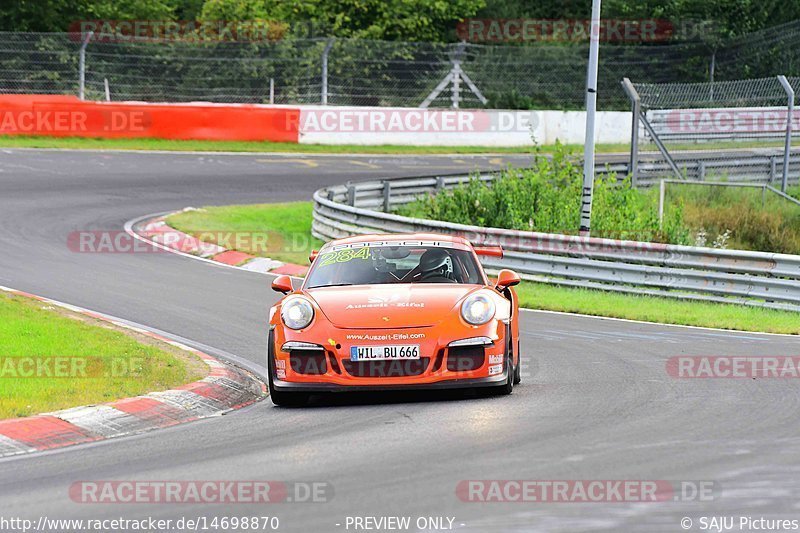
[709, 50, 716, 101]
[766, 184, 800, 207]
[78, 31, 93, 100]
[103, 78, 110, 101]
[451, 62, 461, 109]
[639, 113, 683, 179]
[621, 78, 640, 186]
[658, 179, 666, 229]
[321, 39, 334, 105]
[269, 78, 274, 105]
[770, 155, 778, 184]
[777, 75, 794, 192]
[579, 0, 602, 237]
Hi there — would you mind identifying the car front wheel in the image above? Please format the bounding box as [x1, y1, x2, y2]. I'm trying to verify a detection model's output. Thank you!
[267, 330, 309, 407]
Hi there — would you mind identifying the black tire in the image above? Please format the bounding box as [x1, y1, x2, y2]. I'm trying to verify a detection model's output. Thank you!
[513, 345, 522, 385]
[494, 336, 514, 396]
[267, 330, 309, 407]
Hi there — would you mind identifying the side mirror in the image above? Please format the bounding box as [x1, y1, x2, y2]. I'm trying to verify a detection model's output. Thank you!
[271, 275, 293, 294]
[309, 250, 319, 263]
[474, 245, 503, 258]
[495, 269, 520, 290]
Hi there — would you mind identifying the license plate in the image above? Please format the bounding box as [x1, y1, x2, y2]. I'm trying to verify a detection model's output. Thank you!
[350, 345, 420, 361]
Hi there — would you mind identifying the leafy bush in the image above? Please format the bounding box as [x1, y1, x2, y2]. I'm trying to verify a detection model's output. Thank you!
[397, 143, 691, 244]
[398, 145, 800, 254]
[676, 185, 800, 255]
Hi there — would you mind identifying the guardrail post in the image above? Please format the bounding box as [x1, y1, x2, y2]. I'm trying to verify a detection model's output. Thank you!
[658, 179, 666, 229]
[382, 181, 391, 212]
[770, 156, 778, 183]
[347, 184, 356, 206]
[436, 176, 445, 190]
[778, 75, 794, 192]
[78, 31, 93, 100]
[326, 189, 334, 201]
[697, 161, 705, 181]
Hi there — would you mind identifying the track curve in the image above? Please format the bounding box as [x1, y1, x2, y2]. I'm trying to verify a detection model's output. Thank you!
[0, 149, 798, 532]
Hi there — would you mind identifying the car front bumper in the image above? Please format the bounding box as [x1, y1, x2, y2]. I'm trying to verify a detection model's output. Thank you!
[271, 370, 509, 392]
[269, 319, 511, 391]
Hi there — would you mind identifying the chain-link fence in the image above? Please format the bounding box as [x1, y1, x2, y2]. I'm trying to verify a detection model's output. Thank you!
[2, 21, 800, 109]
[624, 76, 799, 188]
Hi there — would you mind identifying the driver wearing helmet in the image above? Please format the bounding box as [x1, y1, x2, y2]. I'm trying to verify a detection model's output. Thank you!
[417, 248, 455, 283]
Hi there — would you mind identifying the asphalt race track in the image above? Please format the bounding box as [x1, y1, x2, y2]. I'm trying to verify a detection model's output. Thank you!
[1, 148, 799, 532]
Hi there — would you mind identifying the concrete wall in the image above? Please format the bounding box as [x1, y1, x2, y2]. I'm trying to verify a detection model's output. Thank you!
[0, 96, 631, 147]
[297, 106, 631, 146]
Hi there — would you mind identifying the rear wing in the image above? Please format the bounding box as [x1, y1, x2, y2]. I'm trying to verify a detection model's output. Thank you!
[473, 245, 503, 258]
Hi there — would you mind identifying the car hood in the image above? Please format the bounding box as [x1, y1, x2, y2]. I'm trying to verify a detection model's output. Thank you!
[305, 284, 481, 329]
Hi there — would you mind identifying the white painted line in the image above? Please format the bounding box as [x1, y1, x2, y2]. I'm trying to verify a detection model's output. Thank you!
[148, 390, 225, 417]
[240, 257, 284, 273]
[0, 434, 36, 456]
[48, 405, 153, 439]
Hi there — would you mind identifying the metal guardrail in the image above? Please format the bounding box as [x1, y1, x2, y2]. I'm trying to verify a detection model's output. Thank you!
[598, 152, 800, 186]
[312, 171, 800, 312]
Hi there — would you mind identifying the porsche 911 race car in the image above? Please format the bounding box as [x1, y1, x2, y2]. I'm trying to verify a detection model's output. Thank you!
[267, 233, 521, 406]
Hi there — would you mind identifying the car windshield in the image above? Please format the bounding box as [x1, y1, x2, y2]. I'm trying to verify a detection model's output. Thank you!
[305, 244, 484, 289]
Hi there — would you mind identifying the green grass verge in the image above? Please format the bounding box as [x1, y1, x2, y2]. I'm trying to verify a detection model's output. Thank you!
[515, 283, 799, 335]
[0, 135, 789, 155]
[0, 292, 207, 418]
[166, 201, 800, 335]
[168, 202, 325, 265]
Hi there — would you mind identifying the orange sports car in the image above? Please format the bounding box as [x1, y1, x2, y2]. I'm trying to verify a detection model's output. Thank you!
[267, 233, 521, 406]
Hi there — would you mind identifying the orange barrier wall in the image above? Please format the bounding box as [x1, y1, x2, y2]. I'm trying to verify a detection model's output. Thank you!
[0, 95, 300, 142]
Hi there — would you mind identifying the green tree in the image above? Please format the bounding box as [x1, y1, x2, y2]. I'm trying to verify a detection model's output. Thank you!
[199, 0, 486, 41]
[476, 0, 800, 39]
[0, 0, 180, 32]
[602, 0, 800, 38]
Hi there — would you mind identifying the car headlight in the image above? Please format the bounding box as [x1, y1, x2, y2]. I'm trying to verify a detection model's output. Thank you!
[281, 297, 315, 330]
[461, 292, 496, 325]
